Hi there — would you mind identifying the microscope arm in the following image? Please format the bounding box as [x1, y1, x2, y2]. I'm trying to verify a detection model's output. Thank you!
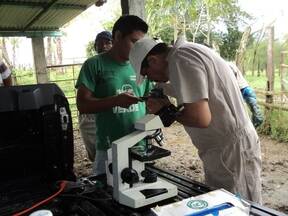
[112, 129, 156, 201]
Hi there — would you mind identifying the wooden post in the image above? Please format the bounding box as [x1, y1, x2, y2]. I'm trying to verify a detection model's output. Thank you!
[121, 0, 146, 20]
[266, 26, 274, 94]
[235, 26, 251, 75]
[121, 0, 129, 15]
[31, 37, 48, 83]
[279, 51, 288, 92]
[263, 26, 275, 133]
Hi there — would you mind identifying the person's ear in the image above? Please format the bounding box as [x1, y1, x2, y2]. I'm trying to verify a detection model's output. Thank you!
[114, 30, 122, 42]
[147, 55, 158, 67]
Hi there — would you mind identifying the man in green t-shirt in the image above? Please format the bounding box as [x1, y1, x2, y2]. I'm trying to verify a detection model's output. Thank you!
[76, 15, 151, 176]
[78, 30, 112, 164]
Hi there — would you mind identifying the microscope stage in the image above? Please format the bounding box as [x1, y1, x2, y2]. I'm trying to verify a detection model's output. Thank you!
[131, 145, 171, 162]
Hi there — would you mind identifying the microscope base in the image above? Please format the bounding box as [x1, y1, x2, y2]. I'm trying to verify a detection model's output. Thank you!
[118, 178, 177, 208]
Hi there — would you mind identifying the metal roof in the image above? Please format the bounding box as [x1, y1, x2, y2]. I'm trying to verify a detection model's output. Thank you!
[0, 0, 97, 37]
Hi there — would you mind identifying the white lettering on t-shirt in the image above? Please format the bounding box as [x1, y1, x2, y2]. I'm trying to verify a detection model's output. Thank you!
[113, 84, 139, 113]
[113, 104, 139, 114]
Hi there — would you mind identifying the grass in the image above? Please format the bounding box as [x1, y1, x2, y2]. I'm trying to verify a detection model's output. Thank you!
[244, 69, 288, 142]
[13, 66, 81, 129]
[244, 69, 282, 91]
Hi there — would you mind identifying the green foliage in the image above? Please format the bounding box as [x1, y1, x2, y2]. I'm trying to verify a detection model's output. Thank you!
[13, 68, 36, 85]
[219, 26, 242, 60]
[86, 40, 96, 58]
[145, 0, 252, 56]
[245, 69, 281, 91]
[14, 66, 81, 129]
[244, 71, 288, 142]
[258, 109, 288, 143]
[243, 38, 285, 72]
[102, 8, 120, 32]
[157, 28, 174, 44]
[85, 8, 119, 58]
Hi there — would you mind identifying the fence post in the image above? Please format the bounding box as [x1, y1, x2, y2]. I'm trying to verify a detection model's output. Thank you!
[280, 51, 288, 102]
[263, 26, 275, 134]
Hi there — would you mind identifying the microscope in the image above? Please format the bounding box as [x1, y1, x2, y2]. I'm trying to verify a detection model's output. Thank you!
[111, 114, 178, 208]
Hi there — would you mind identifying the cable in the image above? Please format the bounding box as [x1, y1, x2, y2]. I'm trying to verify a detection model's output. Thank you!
[12, 180, 67, 216]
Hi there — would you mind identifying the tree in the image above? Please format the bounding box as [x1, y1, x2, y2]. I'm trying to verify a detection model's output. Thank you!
[219, 22, 243, 61]
[145, 0, 197, 43]
[0, 38, 13, 68]
[54, 37, 63, 65]
[10, 38, 20, 67]
[46, 37, 53, 66]
[145, 0, 252, 47]
[86, 41, 96, 58]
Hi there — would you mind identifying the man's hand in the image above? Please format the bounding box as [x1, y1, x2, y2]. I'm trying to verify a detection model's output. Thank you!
[146, 97, 171, 114]
[77, 85, 140, 113]
[116, 92, 140, 108]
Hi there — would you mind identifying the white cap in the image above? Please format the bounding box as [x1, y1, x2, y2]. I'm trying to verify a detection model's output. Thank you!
[129, 37, 159, 84]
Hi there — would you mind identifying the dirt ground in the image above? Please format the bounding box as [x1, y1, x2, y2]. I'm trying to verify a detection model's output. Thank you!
[74, 123, 288, 214]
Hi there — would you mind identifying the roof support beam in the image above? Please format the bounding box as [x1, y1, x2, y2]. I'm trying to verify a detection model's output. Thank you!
[31, 37, 49, 84]
[120, 0, 146, 20]
[0, 1, 86, 10]
[23, 0, 59, 31]
[0, 27, 58, 32]
[121, 0, 129, 15]
[0, 31, 62, 37]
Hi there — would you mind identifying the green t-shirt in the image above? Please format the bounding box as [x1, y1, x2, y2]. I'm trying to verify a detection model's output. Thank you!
[76, 53, 152, 151]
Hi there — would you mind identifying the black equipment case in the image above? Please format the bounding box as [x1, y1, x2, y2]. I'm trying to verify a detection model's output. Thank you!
[0, 83, 75, 183]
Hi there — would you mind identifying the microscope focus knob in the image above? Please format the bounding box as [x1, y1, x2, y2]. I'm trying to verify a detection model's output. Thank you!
[141, 170, 157, 183]
[121, 168, 139, 184]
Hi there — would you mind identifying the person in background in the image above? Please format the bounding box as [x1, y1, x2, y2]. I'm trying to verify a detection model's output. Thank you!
[0, 60, 12, 86]
[78, 31, 113, 163]
[228, 62, 263, 128]
[129, 37, 262, 203]
[76, 15, 151, 176]
[93, 31, 113, 54]
[201, 42, 263, 128]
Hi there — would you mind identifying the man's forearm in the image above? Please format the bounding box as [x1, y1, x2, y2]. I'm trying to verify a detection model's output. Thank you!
[176, 112, 209, 128]
[77, 95, 119, 114]
[175, 101, 211, 128]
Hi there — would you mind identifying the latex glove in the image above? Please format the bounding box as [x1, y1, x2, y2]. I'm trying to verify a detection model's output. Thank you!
[241, 86, 264, 128]
[252, 111, 264, 128]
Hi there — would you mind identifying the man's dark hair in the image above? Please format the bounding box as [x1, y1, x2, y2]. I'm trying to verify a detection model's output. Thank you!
[112, 15, 148, 39]
[141, 43, 168, 69]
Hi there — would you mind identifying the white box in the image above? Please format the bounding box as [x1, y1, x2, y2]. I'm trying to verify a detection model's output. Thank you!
[152, 189, 250, 216]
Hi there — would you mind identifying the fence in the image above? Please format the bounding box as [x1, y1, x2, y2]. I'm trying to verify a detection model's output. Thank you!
[12, 62, 288, 143]
[12, 63, 82, 130]
[253, 87, 288, 141]
[47, 63, 82, 128]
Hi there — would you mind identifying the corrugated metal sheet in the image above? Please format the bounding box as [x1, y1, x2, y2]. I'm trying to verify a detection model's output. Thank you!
[32, 8, 82, 30]
[0, 6, 39, 29]
[0, 0, 96, 36]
